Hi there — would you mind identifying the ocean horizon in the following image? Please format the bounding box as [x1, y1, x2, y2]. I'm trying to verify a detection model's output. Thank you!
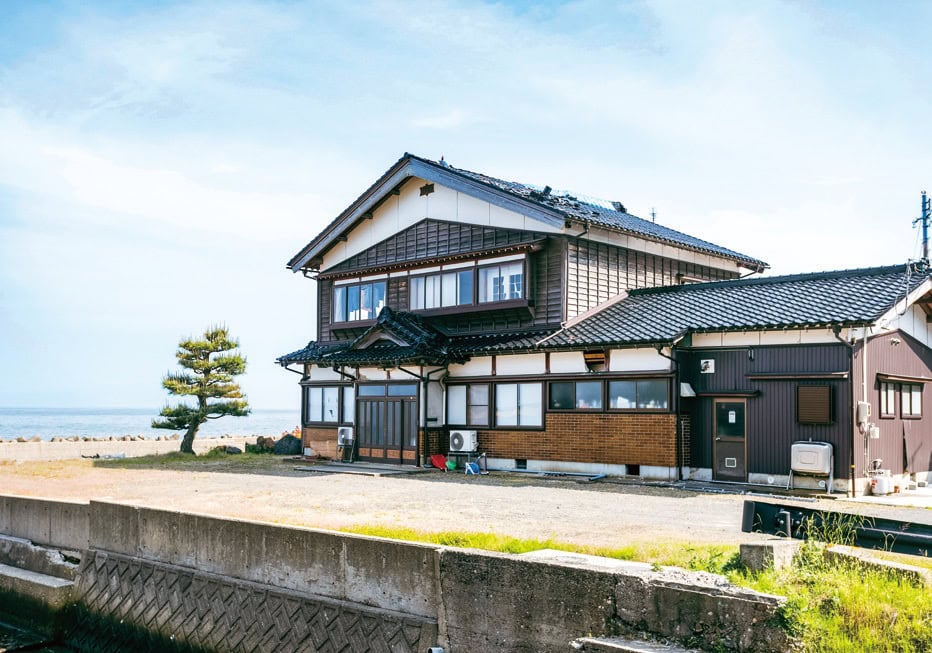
[0, 406, 300, 441]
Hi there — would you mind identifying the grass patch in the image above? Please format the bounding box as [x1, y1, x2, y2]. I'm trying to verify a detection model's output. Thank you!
[733, 542, 932, 652]
[339, 524, 736, 569]
[93, 449, 287, 471]
[340, 524, 931, 652]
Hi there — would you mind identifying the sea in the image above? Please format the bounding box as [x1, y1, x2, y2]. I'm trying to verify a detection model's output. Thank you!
[0, 407, 299, 441]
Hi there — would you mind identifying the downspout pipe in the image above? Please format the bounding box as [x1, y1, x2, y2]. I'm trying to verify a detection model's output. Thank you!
[656, 342, 682, 481]
[833, 325, 856, 498]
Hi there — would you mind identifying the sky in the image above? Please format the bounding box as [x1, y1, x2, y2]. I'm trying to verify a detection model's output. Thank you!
[2, 0, 932, 410]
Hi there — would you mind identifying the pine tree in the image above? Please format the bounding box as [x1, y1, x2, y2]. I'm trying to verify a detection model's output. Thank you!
[152, 326, 250, 454]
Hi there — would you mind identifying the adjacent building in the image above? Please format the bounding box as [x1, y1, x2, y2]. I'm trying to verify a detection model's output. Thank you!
[279, 153, 932, 494]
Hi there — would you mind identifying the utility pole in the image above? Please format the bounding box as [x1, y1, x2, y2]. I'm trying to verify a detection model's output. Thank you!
[915, 191, 930, 262]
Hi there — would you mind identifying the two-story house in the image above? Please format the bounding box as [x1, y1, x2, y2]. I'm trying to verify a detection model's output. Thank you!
[279, 153, 932, 495]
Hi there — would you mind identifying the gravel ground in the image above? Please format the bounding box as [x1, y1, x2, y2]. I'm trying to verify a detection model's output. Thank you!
[1, 457, 927, 549]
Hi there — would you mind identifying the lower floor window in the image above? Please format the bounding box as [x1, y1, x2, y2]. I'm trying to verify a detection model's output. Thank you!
[549, 381, 602, 410]
[305, 385, 353, 424]
[495, 383, 542, 427]
[608, 379, 669, 410]
[447, 384, 490, 427]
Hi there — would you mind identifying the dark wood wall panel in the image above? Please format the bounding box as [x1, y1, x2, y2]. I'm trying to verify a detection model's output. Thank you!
[856, 330, 932, 476]
[680, 344, 851, 477]
[318, 279, 333, 343]
[566, 240, 738, 317]
[327, 219, 550, 274]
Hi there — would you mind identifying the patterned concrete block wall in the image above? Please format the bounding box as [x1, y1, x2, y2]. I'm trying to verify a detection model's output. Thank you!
[67, 550, 437, 653]
[477, 413, 678, 466]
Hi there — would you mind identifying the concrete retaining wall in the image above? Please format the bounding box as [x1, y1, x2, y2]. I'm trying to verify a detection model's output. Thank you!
[0, 496, 89, 551]
[0, 435, 256, 462]
[0, 494, 791, 652]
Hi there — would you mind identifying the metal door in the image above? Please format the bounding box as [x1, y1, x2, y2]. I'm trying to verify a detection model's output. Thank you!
[713, 399, 747, 482]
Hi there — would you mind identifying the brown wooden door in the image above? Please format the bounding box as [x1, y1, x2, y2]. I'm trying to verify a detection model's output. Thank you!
[713, 399, 747, 482]
[356, 384, 417, 464]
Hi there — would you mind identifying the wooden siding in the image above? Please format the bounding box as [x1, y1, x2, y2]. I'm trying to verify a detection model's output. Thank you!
[855, 330, 932, 477]
[681, 344, 852, 478]
[317, 236, 564, 342]
[325, 219, 550, 274]
[566, 239, 738, 318]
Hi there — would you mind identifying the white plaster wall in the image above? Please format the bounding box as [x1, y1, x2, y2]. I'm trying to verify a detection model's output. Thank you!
[449, 357, 493, 377]
[549, 351, 587, 374]
[356, 367, 389, 381]
[692, 329, 838, 347]
[426, 381, 444, 424]
[885, 305, 932, 347]
[321, 178, 561, 270]
[306, 366, 343, 381]
[495, 353, 547, 376]
[609, 348, 671, 372]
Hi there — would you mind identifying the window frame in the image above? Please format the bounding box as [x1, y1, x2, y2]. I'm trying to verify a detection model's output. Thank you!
[409, 268, 475, 311]
[796, 384, 833, 425]
[303, 383, 354, 426]
[477, 259, 526, 304]
[606, 378, 671, 412]
[901, 383, 923, 418]
[493, 382, 544, 429]
[548, 380, 604, 411]
[446, 383, 490, 427]
[879, 381, 896, 418]
[331, 280, 386, 324]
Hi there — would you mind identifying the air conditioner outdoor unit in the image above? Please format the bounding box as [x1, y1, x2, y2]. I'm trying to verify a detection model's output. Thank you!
[449, 430, 478, 453]
[337, 427, 354, 447]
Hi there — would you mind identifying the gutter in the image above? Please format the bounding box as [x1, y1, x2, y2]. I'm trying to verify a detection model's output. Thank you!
[832, 325, 857, 498]
[655, 337, 685, 481]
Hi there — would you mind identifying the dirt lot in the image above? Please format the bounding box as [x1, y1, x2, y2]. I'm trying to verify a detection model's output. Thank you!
[1, 456, 926, 549]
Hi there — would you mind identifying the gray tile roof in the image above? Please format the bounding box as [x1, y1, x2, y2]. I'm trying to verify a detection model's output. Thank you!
[280, 264, 930, 365]
[545, 263, 930, 348]
[288, 153, 767, 271]
[413, 154, 767, 269]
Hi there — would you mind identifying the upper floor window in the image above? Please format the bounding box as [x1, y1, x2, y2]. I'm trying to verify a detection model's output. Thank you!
[333, 281, 385, 322]
[479, 261, 523, 303]
[902, 383, 923, 417]
[410, 270, 473, 310]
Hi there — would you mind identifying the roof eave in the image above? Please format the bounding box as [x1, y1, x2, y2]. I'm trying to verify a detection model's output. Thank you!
[288, 155, 566, 273]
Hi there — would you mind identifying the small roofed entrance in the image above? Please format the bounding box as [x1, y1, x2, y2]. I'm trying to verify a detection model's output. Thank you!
[356, 383, 418, 464]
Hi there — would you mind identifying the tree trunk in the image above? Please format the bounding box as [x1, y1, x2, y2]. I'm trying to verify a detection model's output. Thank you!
[180, 420, 202, 454]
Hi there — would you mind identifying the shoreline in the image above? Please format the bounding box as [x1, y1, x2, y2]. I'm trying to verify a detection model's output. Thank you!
[0, 434, 260, 462]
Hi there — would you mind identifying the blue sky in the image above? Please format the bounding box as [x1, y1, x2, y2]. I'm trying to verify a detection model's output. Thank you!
[2, 0, 932, 410]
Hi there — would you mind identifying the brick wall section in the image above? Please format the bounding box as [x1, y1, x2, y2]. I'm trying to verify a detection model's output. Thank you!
[477, 413, 677, 466]
[303, 426, 338, 458]
[309, 415, 677, 466]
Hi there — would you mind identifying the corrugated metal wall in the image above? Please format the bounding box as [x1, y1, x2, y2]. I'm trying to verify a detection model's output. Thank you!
[681, 344, 852, 478]
[855, 330, 932, 477]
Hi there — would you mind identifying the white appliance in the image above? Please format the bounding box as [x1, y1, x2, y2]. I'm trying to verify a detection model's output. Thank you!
[337, 427, 354, 447]
[788, 441, 833, 491]
[449, 430, 478, 453]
